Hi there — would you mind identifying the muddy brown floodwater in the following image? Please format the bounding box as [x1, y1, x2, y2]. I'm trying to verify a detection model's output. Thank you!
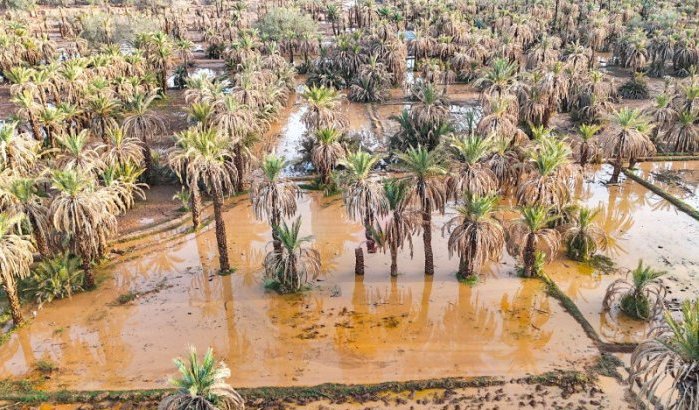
[1, 165, 698, 396]
[1, 195, 598, 391]
[637, 160, 699, 210]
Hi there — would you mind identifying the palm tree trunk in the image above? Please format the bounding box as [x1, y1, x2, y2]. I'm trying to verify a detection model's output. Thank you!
[610, 154, 622, 184]
[212, 187, 231, 273]
[3, 281, 23, 326]
[354, 247, 364, 275]
[579, 145, 589, 168]
[190, 184, 202, 230]
[142, 138, 153, 183]
[390, 242, 398, 277]
[458, 254, 467, 278]
[422, 204, 434, 275]
[28, 112, 42, 141]
[271, 194, 282, 256]
[234, 144, 245, 192]
[522, 234, 536, 278]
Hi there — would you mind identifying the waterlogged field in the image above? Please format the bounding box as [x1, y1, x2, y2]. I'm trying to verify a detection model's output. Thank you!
[1, 166, 697, 393]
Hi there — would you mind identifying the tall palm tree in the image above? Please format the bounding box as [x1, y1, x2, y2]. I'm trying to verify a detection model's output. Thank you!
[123, 92, 166, 181]
[376, 179, 419, 277]
[250, 154, 301, 256]
[158, 347, 245, 410]
[12, 89, 43, 141]
[338, 150, 387, 252]
[0, 213, 35, 326]
[263, 217, 320, 293]
[87, 94, 121, 143]
[444, 194, 504, 279]
[213, 96, 256, 192]
[168, 127, 236, 273]
[49, 169, 117, 289]
[311, 127, 345, 185]
[396, 146, 447, 275]
[602, 108, 655, 184]
[506, 206, 561, 278]
[141, 32, 174, 94]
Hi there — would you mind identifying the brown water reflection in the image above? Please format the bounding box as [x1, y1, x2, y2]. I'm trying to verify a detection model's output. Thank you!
[547, 164, 699, 344]
[0, 193, 596, 390]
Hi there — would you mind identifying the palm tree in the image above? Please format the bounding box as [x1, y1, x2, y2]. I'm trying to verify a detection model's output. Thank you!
[250, 154, 300, 256]
[474, 58, 518, 97]
[158, 347, 245, 410]
[443, 194, 504, 279]
[629, 299, 699, 410]
[100, 126, 145, 167]
[263, 218, 321, 293]
[213, 96, 256, 192]
[516, 136, 573, 210]
[563, 206, 608, 262]
[301, 85, 346, 131]
[396, 146, 447, 275]
[575, 124, 601, 168]
[0, 213, 35, 326]
[141, 32, 174, 94]
[169, 127, 236, 273]
[445, 134, 497, 199]
[12, 89, 43, 141]
[0, 176, 50, 256]
[602, 108, 655, 184]
[376, 179, 419, 277]
[49, 170, 117, 289]
[603, 260, 666, 321]
[123, 92, 166, 181]
[311, 128, 345, 186]
[87, 95, 120, 143]
[0, 122, 41, 175]
[663, 110, 698, 154]
[338, 150, 387, 252]
[506, 206, 561, 278]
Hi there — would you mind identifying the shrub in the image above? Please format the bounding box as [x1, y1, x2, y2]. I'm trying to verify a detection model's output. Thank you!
[21, 253, 84, 306]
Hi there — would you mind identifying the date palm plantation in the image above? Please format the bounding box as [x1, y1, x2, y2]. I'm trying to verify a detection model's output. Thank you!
[0, 0, 698, 408]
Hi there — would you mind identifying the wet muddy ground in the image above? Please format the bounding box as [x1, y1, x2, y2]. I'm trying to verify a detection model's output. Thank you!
[636, 160, 699, 210]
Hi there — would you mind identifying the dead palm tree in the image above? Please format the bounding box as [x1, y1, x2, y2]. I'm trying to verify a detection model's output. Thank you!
[506, 205, 561, 278]
[311, 127, 345, 186]
[250, 154, 301, 256]
[443, 194, 504, 279]
[602, 108, 655, 184]
[396, 146, 447, 275]
[169, 127, 236, 273]
[49, 169, 117, 289]
[0, 213, 35, 326]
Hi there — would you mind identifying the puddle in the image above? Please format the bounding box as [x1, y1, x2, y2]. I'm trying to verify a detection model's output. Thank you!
[637, 161, 699, 210]
[547, 164, 699, 344]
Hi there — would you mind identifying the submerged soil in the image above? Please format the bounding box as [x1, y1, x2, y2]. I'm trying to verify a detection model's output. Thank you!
[636, 160, 699, 210]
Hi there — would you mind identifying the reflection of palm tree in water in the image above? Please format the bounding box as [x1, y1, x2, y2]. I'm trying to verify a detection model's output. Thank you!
[223, 202, 268, 287]
[220, 273, 252, 381]
[598, 308, 648, 345]
[561, 264, 603, 301]
[497, 281, 553, 372]
[436, 282, 498, 370]
[308, 194, 362, 277]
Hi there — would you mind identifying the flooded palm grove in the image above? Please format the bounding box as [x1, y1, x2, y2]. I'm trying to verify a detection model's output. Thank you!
[1, 0, 699, 409]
